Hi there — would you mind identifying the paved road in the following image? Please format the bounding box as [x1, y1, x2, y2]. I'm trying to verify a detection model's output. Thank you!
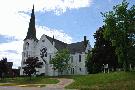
[0, 78, 76, 90]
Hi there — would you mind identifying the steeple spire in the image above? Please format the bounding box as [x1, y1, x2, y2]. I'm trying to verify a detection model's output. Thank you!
[33, 4, 34, 10]
[32, 4, 34, 15]
[24, 5, 37, 41]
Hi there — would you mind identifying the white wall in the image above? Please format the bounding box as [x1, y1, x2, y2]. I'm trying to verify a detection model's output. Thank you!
[20, 35, 91, 76]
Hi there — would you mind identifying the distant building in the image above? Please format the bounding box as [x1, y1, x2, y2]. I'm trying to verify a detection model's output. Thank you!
[20, 5, 92, 76]
[0, 60, 20, 77]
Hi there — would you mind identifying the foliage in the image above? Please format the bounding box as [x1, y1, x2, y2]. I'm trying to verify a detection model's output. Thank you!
[50, 48, 70, 75]
[23, 57, 43, 79]
[86, 50, 93, 74]
[66, 71, 135, 89]
[86, 26, 118, 73]
[127, 46, 135, 66]
[0, 58, 9, 79]
[102, 0, 135, 71]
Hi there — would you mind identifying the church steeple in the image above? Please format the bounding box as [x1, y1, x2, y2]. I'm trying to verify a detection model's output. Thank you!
[24, 5, 37, 41]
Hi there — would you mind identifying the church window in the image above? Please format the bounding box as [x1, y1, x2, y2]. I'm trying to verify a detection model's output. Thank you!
[71, 68, 74, 74]
[40, 47, 47, 61]
[73, 68, 74, 74]
[71, 56, 73, 63]
[50, 55, 51, 61]
[79, 54, 81, 62]
[23, 52, 25, 57]
[26, 51, 28, 57]
[42, 39, 45, 42]
[79, 68, 81, 71]
[26, 42, 29, 49]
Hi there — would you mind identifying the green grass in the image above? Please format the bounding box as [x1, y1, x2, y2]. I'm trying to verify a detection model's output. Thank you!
[1, 72, 135, 89]
[0, 76, 59, 87]
[66, 71, 135, 90]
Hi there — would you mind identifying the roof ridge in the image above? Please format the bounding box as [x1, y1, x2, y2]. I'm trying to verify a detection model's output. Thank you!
[45, 35, 67, 44]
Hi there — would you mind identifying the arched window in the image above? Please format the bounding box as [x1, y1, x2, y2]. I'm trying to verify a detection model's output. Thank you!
[26, 51, 28, 57]
[25, 42, 29, 49]
[50, 55, 51, 61]
[24, 52, 25, 57]
[71, 56, 73, 63]
[42, 39, 45, 42]
[79, 54, 81, 62]
[79, 68, 81, 71]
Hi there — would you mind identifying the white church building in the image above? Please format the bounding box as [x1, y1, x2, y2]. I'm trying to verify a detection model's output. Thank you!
[20, 6, 92, 76]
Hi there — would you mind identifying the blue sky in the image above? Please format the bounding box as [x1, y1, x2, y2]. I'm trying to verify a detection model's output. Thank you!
[0, 0, 134, 68]
[35, 0, 134, 46]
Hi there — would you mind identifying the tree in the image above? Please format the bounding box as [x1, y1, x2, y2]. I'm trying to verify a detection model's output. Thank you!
[50, 49, 70, 75]
[102, 0, 135, 71]
[86, 26, 118, 73]
[127, 46, 135, 68]
[86, 50, 93, 74]
[23, 57, 43, 79]
[0, 58, 9, 79]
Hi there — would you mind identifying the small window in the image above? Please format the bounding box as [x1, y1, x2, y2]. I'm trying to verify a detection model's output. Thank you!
[79, 68, 81, 71]
[50, 55, 51, 61]
[26, 51, 28, 57]
[24, 52, 25, 57]
[71, 68, 75, 74]
[71, 56, 73, 63]
[25, 42, 29, 49]
[23, 59, 26, 64]
[79, 54, 81, 62]
[73, 68, 74, 74]
[42, 39, 45, 42]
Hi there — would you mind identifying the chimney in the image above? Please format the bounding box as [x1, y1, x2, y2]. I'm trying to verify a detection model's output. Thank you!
[84, 36, 87, 48]
[53, 35, 55, 46]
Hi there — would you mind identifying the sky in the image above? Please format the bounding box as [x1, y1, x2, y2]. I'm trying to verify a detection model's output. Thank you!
[0, 0, 134, 68]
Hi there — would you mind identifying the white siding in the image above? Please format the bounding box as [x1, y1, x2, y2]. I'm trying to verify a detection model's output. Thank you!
[20, 35, 91, 76]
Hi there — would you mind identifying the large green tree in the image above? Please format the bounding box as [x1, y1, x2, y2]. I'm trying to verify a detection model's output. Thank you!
[102, 0, 135, 71]
[50, 49, 70, 75]
[23, 57, 43, 79]
[86, 26, 118, 73]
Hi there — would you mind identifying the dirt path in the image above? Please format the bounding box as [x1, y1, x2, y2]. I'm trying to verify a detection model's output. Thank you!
[45, 78, 74, 89]
[0, 78, 75, 90]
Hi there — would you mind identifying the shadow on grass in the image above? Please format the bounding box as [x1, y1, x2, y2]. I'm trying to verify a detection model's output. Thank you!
[0, 76, 59, 86]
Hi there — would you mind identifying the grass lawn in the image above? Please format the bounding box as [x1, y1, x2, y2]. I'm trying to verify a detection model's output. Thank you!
[65, 71, 135, 90]
[0, 76, 59, 87]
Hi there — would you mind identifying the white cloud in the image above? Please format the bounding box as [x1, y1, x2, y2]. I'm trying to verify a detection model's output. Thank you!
[33, 0, 93, 15]
[0, 0, 92, 68]
[36, 26, 72, 44]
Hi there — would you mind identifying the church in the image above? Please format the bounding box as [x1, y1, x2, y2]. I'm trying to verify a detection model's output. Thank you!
[20, 6, 92, 76]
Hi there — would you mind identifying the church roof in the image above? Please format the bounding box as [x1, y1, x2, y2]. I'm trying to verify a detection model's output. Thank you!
[45, 35, 87, 54]
[67, 41, 86, 54]
[45, 35, 67, 50]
